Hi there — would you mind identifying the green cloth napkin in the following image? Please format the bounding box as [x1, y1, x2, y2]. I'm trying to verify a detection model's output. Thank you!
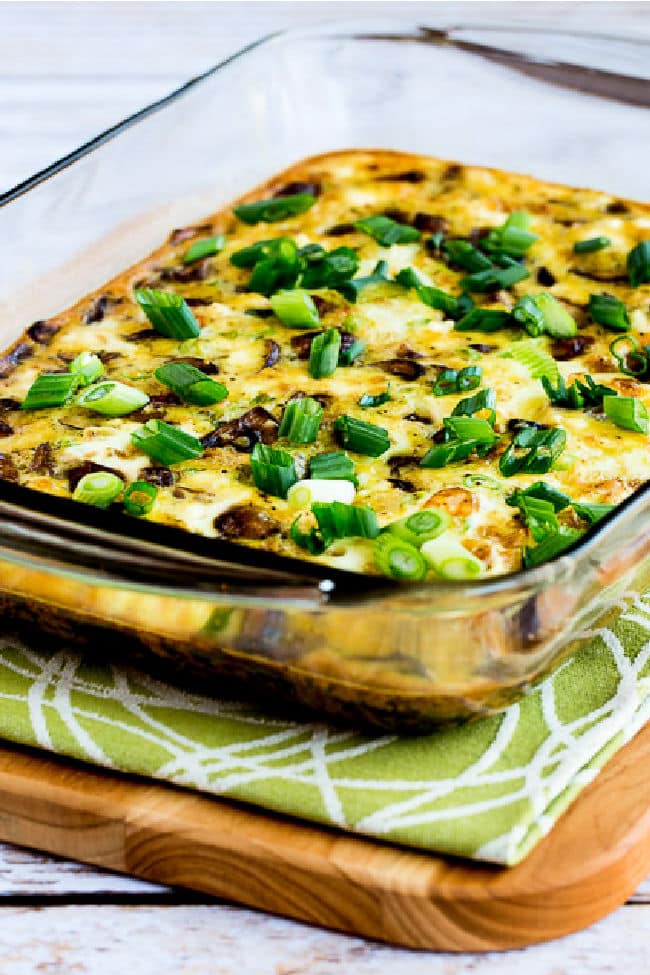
[1, 586, 649, 866]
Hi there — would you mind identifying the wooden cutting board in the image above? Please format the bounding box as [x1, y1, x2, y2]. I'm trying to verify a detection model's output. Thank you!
[0, 721, 648, 953]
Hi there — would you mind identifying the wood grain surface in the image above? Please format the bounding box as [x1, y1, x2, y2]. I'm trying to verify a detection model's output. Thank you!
[2, 2, 650, 970]
[0, 717, 649, 953]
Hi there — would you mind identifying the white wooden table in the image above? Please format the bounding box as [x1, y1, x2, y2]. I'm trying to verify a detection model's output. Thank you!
[1, 2, 650, 969]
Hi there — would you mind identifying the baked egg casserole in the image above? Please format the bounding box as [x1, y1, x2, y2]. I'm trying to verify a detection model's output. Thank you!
[1, 149, 649, 582]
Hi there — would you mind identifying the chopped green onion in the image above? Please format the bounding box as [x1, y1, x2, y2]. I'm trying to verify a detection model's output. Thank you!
[443, 416, 497, 444]
[420, 439, 480, 468]
[455, 309, 512, 333]
[230, 237, 293, 268]
[300, 246, 359, 289]
[183, 234, 226, 264]
[603, 394, 649, 433]
[542, 373, 617, 410]
[451, 387, 496, 424]
[512, 293, 577, 337]
[588, 292, 630, 332]
[231, 237, 303, 295]
[287, 478, 355, 509]
[500, 338, 559, 382]
[21, 373, 81, 410]
[512, 495, 560, 542]
[230, 237, 305, 297]
[155, 362, 228, 406]
[336, 261, 397, 302]
[131, 419, 204, 466]
[460, 262, 530, 293]
[383, 508, 451, 548]
[250, 443, 297, 497]
[499, 426, 566, 476]
[134, 289, 201, 339]
[373, 533, 428, 581]
[463, 473, 504, 491]
[299, 243, 326, 263]
[573, 501, 615, 525]
[359, 384, 391, 408]
[354, 215, 421, 246]
[309, 328, 341, 379]
[312, 501, 380, 544]
[523, 527, 582, 568]
[278, 396, 324, 444]
[73, 471, 124, 509]
[609, 335, 649, 377]
[309, 451, 357, 484]
[433, 368, 461, 396]
[627, 240, 650, 287]
[270, 289, 320, 329]
[507, 481, 571, 512]
[234, 193, 316, 225]
[334, 415, 390, 456]
[421, 536, 482, 580]
[290, 515, 325, 555]
[451, 293, 475, 321]
[395, 268, 458, 316]
[483, 212, 538, 258]
[339, 337, 366, 365]
[249, 246, 303, 296]
[444, 240, 493, 272]
[76, 381, 149, 416]
[123, 480, 157, 516]
[573, 236, 611, 254]
[69, 351, 104, 387]
[433, 366, 482, 396]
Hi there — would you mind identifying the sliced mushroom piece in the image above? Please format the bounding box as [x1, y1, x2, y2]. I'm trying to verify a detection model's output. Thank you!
[0, 343, 33, 379]
[170, 357, 219, 375]
[388, 477, 417, 493]
[551, 335, 594, 361]
[376, 169, 426, 183]
[273, 180, 322, 198]
[27, 320, 60, 344]
[84, 295, 116, 324]
[0, 454, 19, 482]
[141, 466, 175, 488]
[31, 443, 54, 473]
[261, 340, 281, 370]
[325, 222, 356, 237]
[536, 266, 556, 287]
[169, 223, 213, 245]
[159, 258, 212, 284]
[214, 504, 280, 539]
[413, 213, 448, 234]
[375, 358, 425, 380]
[124, 328, 161, 342]
[202, 407, 279, 453]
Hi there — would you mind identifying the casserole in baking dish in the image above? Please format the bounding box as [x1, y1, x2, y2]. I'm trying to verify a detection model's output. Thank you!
[2, 148, 649, 582]
[1, 21, 649, 728]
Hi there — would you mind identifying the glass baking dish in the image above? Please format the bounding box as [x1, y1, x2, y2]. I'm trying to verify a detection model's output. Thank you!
[1, 19, 649, 730]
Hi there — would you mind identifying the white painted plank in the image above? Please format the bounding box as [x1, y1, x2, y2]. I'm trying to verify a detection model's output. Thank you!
[0, 843, 165, 897]
[0, 902, 648, 975]
[1, 1, 646, 79]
